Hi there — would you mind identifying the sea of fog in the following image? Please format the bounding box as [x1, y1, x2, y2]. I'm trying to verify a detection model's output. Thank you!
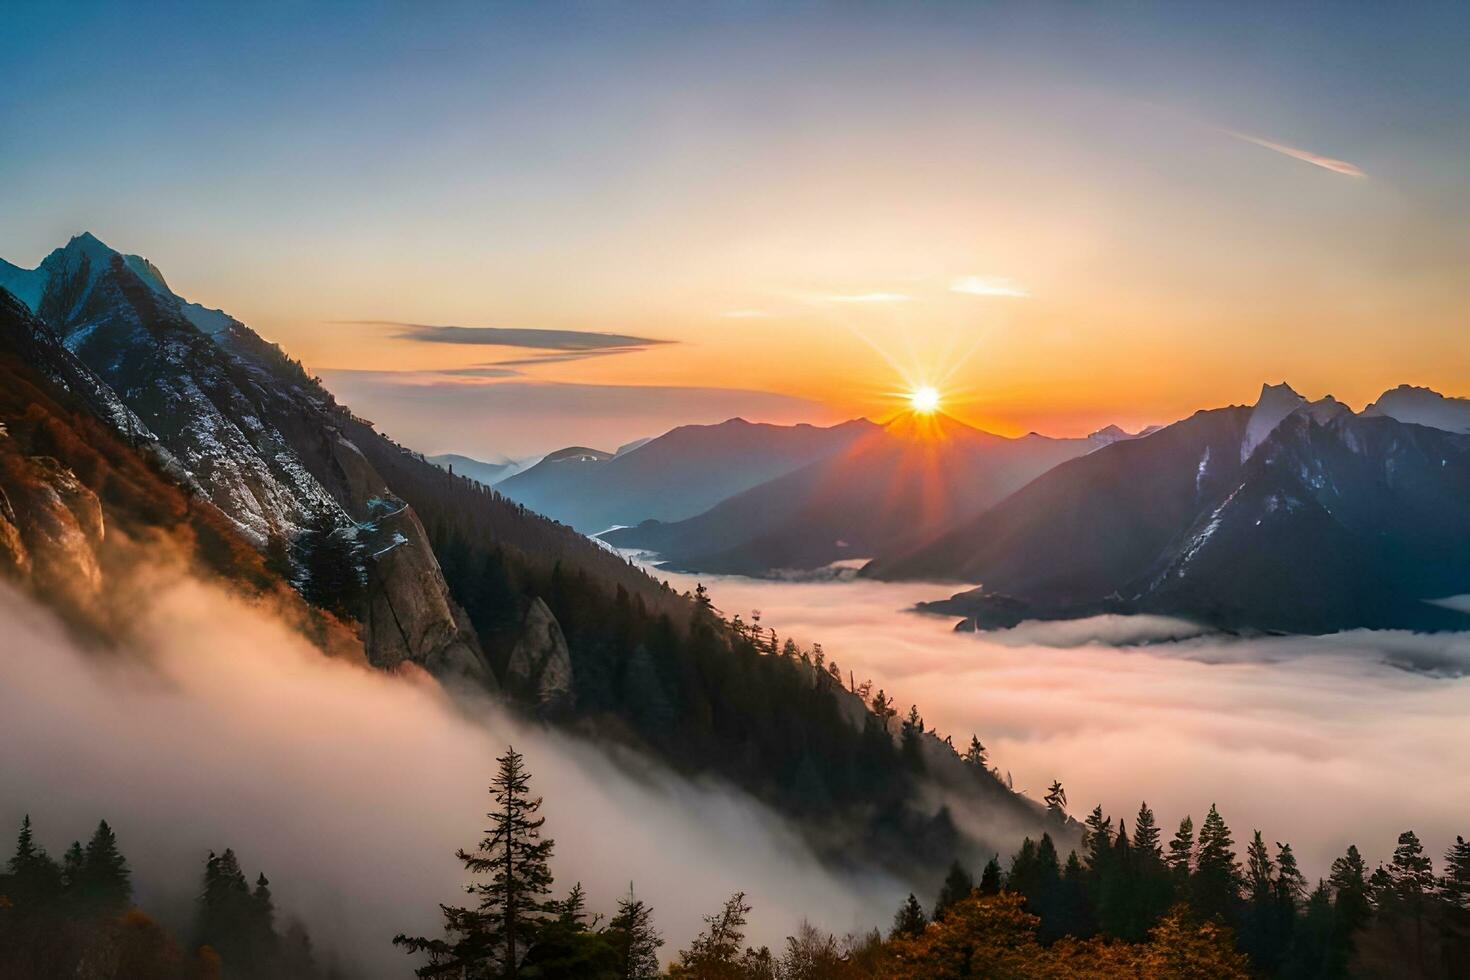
[655, 567, 1470, 885]
[6, 560, 1469, 975]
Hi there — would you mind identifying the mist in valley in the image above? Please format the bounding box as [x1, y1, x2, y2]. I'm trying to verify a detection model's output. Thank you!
[661, 568, 1470, 883]
[0, 577, 906, 976]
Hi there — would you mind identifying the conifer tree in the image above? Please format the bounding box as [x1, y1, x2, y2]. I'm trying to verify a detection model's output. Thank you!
[79, 819, 132, 911]
[1444, 836, 1470, 910]
[978, 857, 1003, 896]
[395, 745, 555, 979]
[1167, 815, 1195, 883]
[1043, 781, 1067, 821]
[964, 736, 987, 771]
[1328, 843, 1371, 938]
[1083, 806, 1113, 872]
[6, 814, 62, 908]
[1133, 803, 1162, 862]
[933, 860, 974, 920]
[891, 893, 927, 938]
[607, 884, 662, 980]
[1384, 830, 1435, 974]
[669, 892, 751, 979]
[1192, 804, 1241, 921]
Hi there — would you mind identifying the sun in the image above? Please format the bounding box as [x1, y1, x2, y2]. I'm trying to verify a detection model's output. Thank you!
[909, 386, 941, 414]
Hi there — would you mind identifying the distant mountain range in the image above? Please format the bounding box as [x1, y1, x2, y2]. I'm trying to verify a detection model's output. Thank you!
[427, 452, 532, 487]
[496, 417, 876, 533]
[868, 383, 1470, 634]
[0, 231, 1055, 882]
[602, 413, 1128, 575]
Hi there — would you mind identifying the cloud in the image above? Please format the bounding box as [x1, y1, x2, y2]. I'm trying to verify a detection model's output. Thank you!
[1224, 130, 1366, 177]
[0, 577, 904, 977]
[340, 321, 674, 351]
[485, 348, 650, 367]
[644, 569, 1470, 884]
[822, 292, 911, 304]
[950, 275, 1029, 298]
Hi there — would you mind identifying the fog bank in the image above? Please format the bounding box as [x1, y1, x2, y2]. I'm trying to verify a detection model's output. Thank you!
[666, 570, 1470, 881]
[0, 579, 902, 975]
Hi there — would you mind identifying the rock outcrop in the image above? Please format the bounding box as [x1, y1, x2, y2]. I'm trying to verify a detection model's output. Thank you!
[0, 455, 105, 608]
[505, 597, 574, 712]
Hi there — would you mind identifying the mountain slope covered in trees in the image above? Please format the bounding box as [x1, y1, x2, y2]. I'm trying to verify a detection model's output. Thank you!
[0, 234, 1063, 890]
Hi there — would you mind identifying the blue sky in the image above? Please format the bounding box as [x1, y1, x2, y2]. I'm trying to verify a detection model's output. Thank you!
[4, 2, 1469, 455]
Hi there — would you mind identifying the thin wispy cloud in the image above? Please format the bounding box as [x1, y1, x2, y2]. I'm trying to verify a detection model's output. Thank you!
[950, 275, 1029, 298]
[339, 321, 674, 351]
[1225, 130, 1366, 177]
[485, 348, 649, 367]
[822, 292, 911, 304]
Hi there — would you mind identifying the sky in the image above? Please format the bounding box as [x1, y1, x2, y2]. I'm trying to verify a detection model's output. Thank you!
[3, 2, 1470, 456]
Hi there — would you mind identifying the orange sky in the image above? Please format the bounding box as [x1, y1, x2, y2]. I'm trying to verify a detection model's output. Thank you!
[7, 4, 1470, 455]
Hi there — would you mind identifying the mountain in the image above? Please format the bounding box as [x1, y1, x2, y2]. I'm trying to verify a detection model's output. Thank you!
[497, 417, 875, 533]
[427, 452, 525, 487]
[1364, 383, 1470, 433]
[0, 232, 1060, 882]
[870, 383, 1470, 634]
[603, 412, 1104, 575]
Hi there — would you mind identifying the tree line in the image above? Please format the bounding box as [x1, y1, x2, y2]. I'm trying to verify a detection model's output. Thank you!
[0, 814, 328, 979]
[399, 747, 1470, 979]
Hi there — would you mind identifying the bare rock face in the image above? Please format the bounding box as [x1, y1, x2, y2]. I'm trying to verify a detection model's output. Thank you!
[0, 457, 105, 606]
[0, 487, 31, 580]
[506, 597, 574, 712]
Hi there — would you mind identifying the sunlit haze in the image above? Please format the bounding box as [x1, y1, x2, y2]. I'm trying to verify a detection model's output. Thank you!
[5, 4, 1470, 455]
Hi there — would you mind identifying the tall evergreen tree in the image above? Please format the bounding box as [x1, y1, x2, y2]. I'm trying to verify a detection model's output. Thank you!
[6, 814, 62, 908]
[78, 819, 132, 911]
[890, 893, 927, 939]
[1383, 830, 1435, 975]
[607, 884, 663, 980]
[1192, 804, 1241, 921]
[669, 892, 751, 980]
[1082, 806, 1113, 872]
[1043, 781, 1067, 822]
[978, 857, 1003, 896]
[395, 745, 555, 978]
[1132, 803, 1162, 861]
[933, 860, 974, 921]
[1167, 815, 1195, 884]
[1328, 843, 1371, 937]
[963, 736, 987, 771]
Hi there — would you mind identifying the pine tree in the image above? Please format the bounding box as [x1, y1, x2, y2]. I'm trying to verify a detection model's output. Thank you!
[900, 706, 925, 771]
[296, 514, 365, 619]
[6, 814, 62, 908]
[1328, 843, 1370, 931]
[395, 745, 555, 979]
[669, 892, 751, 979]
[964, 736, 987, 771]
[978, 857, 1003, 896]
[1384, 830, 1434, 975]
[1167, 815, 1195, 883]
[891, 893, 927, 938]
[1083, 806, 1113, 873]
[1043, 781, 1067, 821]
[79, 819, 132, 911]
[607, 884, 663, 980]
[1192, 804, 1241, 921]
[1133, 803, 1162, 861]
[933, 860, 974, 920]
[1444, 836, 1470, 910]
